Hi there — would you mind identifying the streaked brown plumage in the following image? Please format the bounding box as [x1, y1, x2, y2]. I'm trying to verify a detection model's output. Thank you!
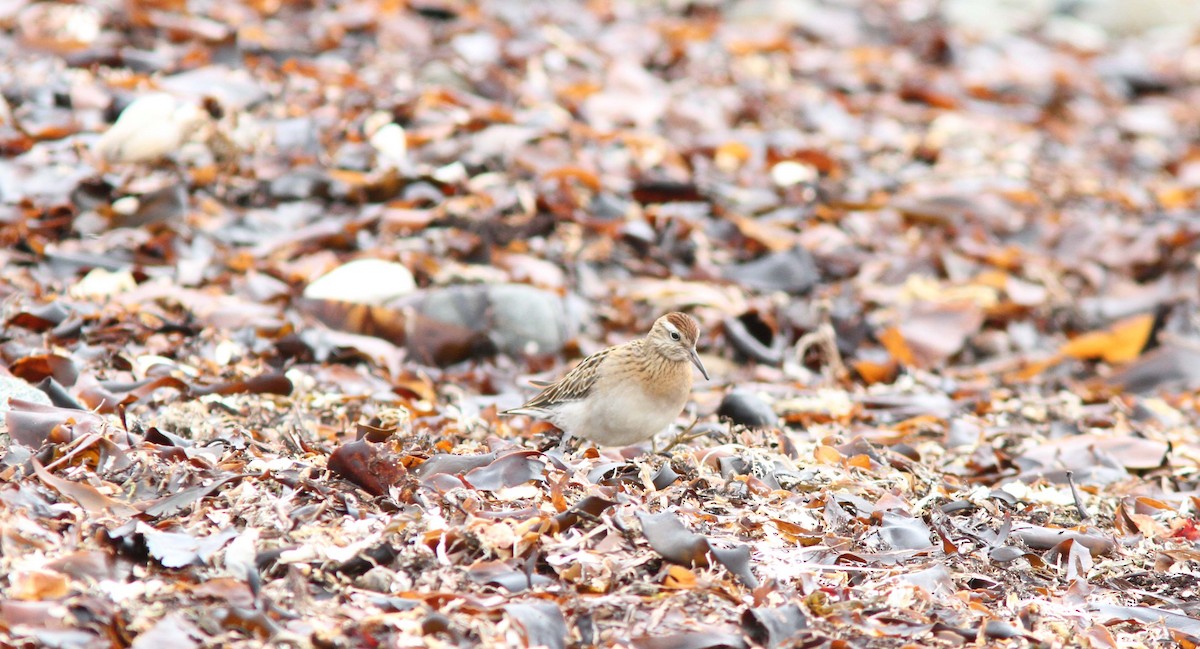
[502, 312, 708, 447]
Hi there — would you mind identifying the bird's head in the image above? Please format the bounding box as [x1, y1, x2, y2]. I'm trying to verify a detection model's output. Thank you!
[648, 312, 709, 380]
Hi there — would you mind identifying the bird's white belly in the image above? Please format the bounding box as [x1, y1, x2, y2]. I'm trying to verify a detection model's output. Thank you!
[552, 382, 686, 446]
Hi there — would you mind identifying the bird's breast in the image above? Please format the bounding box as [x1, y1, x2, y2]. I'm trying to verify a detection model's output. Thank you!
[561, 360, 691, 445]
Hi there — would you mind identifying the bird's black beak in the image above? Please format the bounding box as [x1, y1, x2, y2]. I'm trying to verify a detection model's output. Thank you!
[689, 348, 709, 381]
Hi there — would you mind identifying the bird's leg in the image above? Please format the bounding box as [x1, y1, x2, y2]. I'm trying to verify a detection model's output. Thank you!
[659, 416, 703, 453]
[555, 432, 583, 455]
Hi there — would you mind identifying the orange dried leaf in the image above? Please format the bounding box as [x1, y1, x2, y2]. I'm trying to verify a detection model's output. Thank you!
[1133, 496, 1171, 514]
[557, 82, 601, 103]
[1123, 511, 1162, 537]
[714, 141, 751, 170]
[899, 83, 957, 109]
[847, 454, 872, 470]
[1156, 186, 1195, 210]
[770, 518, 809, 536]
[894, 414, 943, 435]
[382, 207, 436, 231]
[814, 445, 843, 465]
[1060, 314, 1154, 364]
[879, 327, 916, 366]
[394, 376, 437, 403]
[328, 169, 370, 188]
[1006, 356, 1058, 382]
[725, 36, 789, 56]
[1000, 189, 1041, 205]
[661, 21, 715, 44]
[730, 215, 798, 252]
[853, 358, 898, 385]
[770, 519, 822, 546]
[983, 246, 1022, 270]
[10, 570, 70, 600]
[559, 563, 583, 582]
[662, 564, 698, 589]
[542, 165, 602, 192]
[189, 164, 219, 187]
[973, 269, 1009, 290]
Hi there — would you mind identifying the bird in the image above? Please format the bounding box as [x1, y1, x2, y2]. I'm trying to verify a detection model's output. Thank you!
[502, 312, 709, 448]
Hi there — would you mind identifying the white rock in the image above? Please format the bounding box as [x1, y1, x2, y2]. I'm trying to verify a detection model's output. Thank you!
[1118, 104, 1176, 138]
[1042, 16, 1108, 52]
[0, 376, 51, 412]
[452, 31, 500, 66]
[110, 195, 139, 215]
[369, 122, 408, 168]
[770, 160, 817, 187]
[304, 258, 416, 305]
[1079, 0, 1200, 35]
[432, 161, 467, 184]
[93, 94, 209, 163]
[71, 268, 136, 298]
[940, 0, 1054, 39]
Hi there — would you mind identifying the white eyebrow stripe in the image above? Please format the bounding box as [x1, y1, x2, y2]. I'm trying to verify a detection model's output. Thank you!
[663, 321, 680, 335]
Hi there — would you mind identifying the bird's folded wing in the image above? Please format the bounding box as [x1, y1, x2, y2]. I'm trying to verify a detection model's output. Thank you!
[507, 345, 618, 412]
[499, 406, 552, 417]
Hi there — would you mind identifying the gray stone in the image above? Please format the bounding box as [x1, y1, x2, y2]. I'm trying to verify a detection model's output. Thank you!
[723, 246, 820, 295]
[160, 66, 269, 111]
[717, 391, 777, 428]
[486, 283, 581, 356]
[272, 118, 321, 154]
[402, 283, 586, 365]
[354, 566, 397, 593]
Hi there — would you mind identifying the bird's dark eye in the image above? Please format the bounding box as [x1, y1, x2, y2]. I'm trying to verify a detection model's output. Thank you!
[670, 332, 681, 341]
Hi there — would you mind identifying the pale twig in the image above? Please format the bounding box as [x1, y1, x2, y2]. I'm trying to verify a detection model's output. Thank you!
[793, 300, 848, 381]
